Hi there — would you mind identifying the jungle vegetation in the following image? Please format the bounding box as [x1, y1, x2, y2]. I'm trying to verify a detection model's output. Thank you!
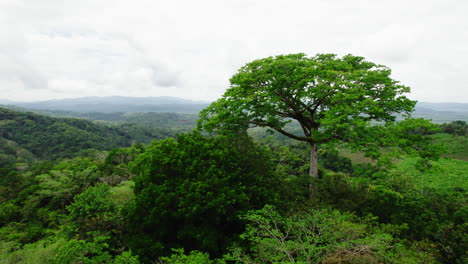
[0, 54, 467, 264]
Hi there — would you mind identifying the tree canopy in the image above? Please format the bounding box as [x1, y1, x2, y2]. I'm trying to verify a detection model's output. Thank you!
[127, 132, 278, 261]
[198, 53, 416, 180]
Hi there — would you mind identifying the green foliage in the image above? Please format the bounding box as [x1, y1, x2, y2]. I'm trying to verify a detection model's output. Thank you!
[128, 132, 278, 260]
[395, 157, 468, 191]
[313, 172, 404, 223]
[101, 145, 144, 184]
[0, 238, 61, 264]
[391, 191, 467, 263]
[109, 181, 135, 206]
[199, 53, 414, 136]
[66, 182, 134, 255]
[0, 108, 134, 160]
[0, 157, 104, 244]
[227, 205, 434, 264]
[0, 102, 465, 263]
[3, 106, 200, 144]
[429, 133, 468, 159]
[0, 167, 23, 204]
[0, 137, 36, 165]
[0, 202, 22, 226]
[439, 120, 467, 136]
[67, 184, 115, 236]
[0, 235, 140, 264]
[199, 53, 416, 179]
[311, 170, 467, 263]
[113, 251, 140, 264]
[314, 172, 369, 210]
[256, 136, 309, 177]
[390, 118, 443, 160]
[319, 148, 353, 173]
[29, 157, 103, 211]
[54, 236, 113, 264]
[159, 249, 223, 264]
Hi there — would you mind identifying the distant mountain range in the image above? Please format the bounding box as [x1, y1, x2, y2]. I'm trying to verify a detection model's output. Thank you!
[0, 96, 467, 122]
[411, 102, 468, 123]
[0, 96, 210, 113]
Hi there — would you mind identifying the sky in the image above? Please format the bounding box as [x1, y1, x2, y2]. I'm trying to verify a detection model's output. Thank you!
[0, 0, 467, 103]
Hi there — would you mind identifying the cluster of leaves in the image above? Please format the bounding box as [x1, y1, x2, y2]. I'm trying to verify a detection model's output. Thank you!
[439, 120, 467, 136]
[127, 132, 279, 261]
[227, 205, 435, 264]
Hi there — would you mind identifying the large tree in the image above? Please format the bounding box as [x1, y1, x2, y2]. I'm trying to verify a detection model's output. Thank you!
[198, 53, 415, 184]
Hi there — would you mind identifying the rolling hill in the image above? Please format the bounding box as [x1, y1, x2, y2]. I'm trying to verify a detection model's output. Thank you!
[0, 108, 135, 160]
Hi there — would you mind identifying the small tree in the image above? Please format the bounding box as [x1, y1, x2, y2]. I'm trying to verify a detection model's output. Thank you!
[199, 53, 415, 190]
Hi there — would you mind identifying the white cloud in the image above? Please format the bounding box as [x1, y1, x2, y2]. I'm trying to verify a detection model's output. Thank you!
[0, 0, 467, 102]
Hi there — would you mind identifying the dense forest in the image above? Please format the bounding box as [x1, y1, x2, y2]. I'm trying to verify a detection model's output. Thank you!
[0, 108, 196, 161]
[1, 54, 467, 264]
[0, 105, 466, 263]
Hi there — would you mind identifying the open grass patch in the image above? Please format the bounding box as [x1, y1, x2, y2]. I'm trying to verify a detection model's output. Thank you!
[394, 156, 468, 191]
[429, 133, 468, 160]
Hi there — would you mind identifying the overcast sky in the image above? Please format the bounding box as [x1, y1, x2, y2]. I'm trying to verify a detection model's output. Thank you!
[0, 0, 467, 103]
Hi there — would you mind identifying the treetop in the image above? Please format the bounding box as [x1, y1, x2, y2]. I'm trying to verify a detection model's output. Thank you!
[199, 53, 415, 145]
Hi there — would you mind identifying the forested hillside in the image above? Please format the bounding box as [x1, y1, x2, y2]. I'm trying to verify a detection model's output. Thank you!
[0, 108, 195, 161]
[1, 54, 467, 264]
[1, 108, 466, 263]
[0, 108, 135, 160]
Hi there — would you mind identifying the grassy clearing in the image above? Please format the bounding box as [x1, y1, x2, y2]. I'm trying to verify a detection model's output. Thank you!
[429, 133, 468, 161]
[340, 150, 374, 164]
[394, 157, 468, 191]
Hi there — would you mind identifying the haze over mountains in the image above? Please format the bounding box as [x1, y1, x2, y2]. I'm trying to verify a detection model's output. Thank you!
[0, 96, 209, 113]
[1, 96, 467, 122]
[411, 102, 468, 122]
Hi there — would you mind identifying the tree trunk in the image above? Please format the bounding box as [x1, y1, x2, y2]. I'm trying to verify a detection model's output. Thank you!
[309, 143, 318, 193]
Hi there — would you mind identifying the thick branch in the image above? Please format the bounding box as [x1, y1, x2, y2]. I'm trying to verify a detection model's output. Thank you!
[276, 111, 295, 118]
[249, 121, 311, 142]
[275, 111, 312, 137]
